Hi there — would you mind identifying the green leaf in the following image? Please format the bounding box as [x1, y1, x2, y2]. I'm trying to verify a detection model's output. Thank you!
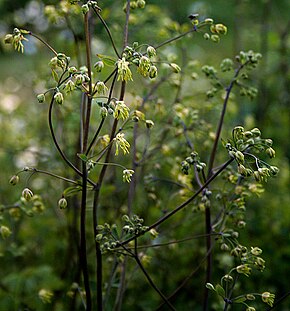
[96, 54, 117, 67]
[51, 69, 59, 82]
[215, 284, 225, 298]
[63, 185, 82, 197]
[233, 296, 247, 303]
[77, 153, 88, 162]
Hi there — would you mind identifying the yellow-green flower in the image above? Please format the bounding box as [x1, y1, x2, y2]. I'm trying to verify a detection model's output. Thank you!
[123, 169, 134, 182]
[114, 101, 130, 120]
[117, 58, 133, 82]
[96, 81, 108, 95]
[114, 133, 130, 155]
[261, 292, 275, 307]
[138, 56, 151, 77]
[236, 264, 251, 277]
[38, 289, 53, 304]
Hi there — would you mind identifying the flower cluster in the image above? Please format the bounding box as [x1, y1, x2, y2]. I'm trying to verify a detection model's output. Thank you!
[122, 214, 149, 236]
[224, 126, 279, 182]
[181, 151, 206, 175]
[114, 133, 130, 155]
[4, 28, 29, 53]
[114, 101, 130, 120]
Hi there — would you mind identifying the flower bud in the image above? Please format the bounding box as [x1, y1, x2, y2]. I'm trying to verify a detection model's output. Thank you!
[100, 106, 108, 118]
[94, 60, 104, 72]
[235, 151, 245, 164]
[68, 66, 77, 74]
[130, 1, 138, 9]
[9, 175, 19, 186]
[58, 198, 67, 209]
[38, 289, 53, 304]
[64, 80, 75, 93]
[211, 34, 220, 43]
[222, 274, 233, 282]
[149, 65, 158, 79]
[22, 188, 34, 201]
[203, 33, 210, 40]
[4, 34, 13, 44]
[266, 147, 275, 158]
[269, 166, 279, 176]
[0, 226, 12, 239]
[205, 283, 215, 291]
[215, 23, 227, 35]
[82, 4, 89, 14]
[75, 74, 85, 86]
[246, 294, 256, 301]
[96, 81, 108, 95]
[204, 18, 214, 24]
[54, 92, 64, 105]
[37, 93, 45, 103]
[137, 0, 146, 8]
[147, 46, 156, 58]
[170, 63, 181, 73]
[251, 127, 261, 137]
[145, 120, 154, 128]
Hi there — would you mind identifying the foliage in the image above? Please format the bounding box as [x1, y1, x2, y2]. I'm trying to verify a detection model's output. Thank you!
[0, 1, 289, 310]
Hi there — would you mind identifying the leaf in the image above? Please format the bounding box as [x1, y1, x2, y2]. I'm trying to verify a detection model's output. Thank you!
[63, 185, 82, 197]
[77, 153, 88, 162]
[215, 284, 225, 298]
[233, 296, 247, 303]
[51, 69, 59, 82]
[96, 54, 117, 67]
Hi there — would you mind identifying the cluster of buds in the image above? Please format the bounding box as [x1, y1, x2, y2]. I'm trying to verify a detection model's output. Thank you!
[181, 151, 206, 175]
[122, 214, 149, 236]
[235, 50, 262, 69]
[96, 223, 120, 254]
[225, 126, 279, 182]
[4, 28, 29, 53]
[124, 0, 146, 11]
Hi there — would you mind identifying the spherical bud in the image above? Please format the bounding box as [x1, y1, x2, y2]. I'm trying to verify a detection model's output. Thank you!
[210, 34, 220, 43]
[149, 228, 159, 238]
[251, 247, 262, 256]
[54, 92, 64, 105]
[37, 93, 45, 103]
[94, 60, 104, 72]
[170, 63, 181, 73]
[4, 34, 13, 44]
[75, 74, 85, 86]
[215, 24, 227, 35]
[231, 231, 239, 238]
[269, 166, 279, 176]
[137, 0, 146, 8]
[149, 65, 158, 79]
[147, 46, 156, 58]
[222, 274, 233, 282]
[100, 106, 108, 118]
[145, 120, 154, 128]
[221, 243, 229, 251]
[58, 198, 67, 209]
[130, 1, 138, 9]
[9, 175, 19, 186]
[81, 4, 89, 14]
[203, 33, 210, 40]
[237, 220, 246, 228]
[251, 127, 261, 137]
[68, 66, 77, 74]
[266, 147, 275, 158]
[0, 226, 12, 239]
[235, 151, 245, 164]
[22, 188, 34, 201]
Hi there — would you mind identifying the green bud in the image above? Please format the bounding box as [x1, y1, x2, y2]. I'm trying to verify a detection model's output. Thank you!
[130, 1, 138, 9]
[22, 188, 34, 201]
[75, 74, 85, 86]
[170, 63, 181, 73]
[222, 274, 233, 282]
[215, 23, 227, 35]
[122, 215, 130, 222]
[220, 58, 233, 72]
[137, 0, 146, 8]
[100, 107, 108, 118]
[149, 65, 158, 79]
[203, 33, 210, 40]
[246, 294, 256, 301]
[82, 4, 89, 14]
[204, 18, 214, 24]
[0, 225, 12, 239]
[269, 166, 279, 176]
[4, 34, 13, 44]
[253, 171, 261, 181]
[211, 34, 220, 43]
[237, 220, 246, 228]
[251, 127, 261, 137]
[238, 164, 247, 176]
[95, 234, 103, 241]
[54, 91, 64, 105]
[9, 175, 19, 185]
[205, 283, 215, 291]
[68, 66, 77, 74]
[64, 80, 75, 93]
[37, 93, 45, 103]
[235, 151, 245, 164]
[147, 46, 156, 58]
[145, 120, 154, 128]
[58, 198, 67, 209]
[266, 147, 275, 158]
[94, 60, 104, 72]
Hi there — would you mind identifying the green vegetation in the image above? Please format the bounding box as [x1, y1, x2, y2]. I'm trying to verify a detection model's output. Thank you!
[0, 1, 289, 310]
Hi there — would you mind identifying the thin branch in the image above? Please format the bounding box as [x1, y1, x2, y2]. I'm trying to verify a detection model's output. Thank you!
[28, 31, 58, 55]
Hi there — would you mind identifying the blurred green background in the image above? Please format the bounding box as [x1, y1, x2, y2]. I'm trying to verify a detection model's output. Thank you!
[0, 0, 289, 310]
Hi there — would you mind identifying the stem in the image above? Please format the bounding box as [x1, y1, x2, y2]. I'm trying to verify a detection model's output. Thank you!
[120, 158, 234, 246]
[133, 239, 177, 311]
[93, 7, 121, 58]
[28, 32, 58, 55]
[80, 161, 92, 311]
